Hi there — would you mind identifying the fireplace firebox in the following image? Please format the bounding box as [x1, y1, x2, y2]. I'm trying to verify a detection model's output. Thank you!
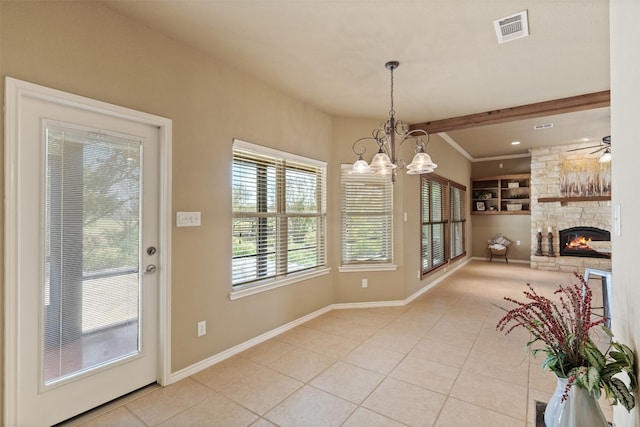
[559, 227, 610, 258]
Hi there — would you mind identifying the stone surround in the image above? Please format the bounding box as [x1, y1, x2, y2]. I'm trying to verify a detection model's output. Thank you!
[530, 144, 612, 272]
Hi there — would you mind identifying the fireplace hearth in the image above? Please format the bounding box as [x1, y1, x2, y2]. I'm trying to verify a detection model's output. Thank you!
[559, 227, 610, 258]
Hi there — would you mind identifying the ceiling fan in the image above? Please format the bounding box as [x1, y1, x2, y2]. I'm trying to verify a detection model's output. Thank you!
[567, 135, 611, 162]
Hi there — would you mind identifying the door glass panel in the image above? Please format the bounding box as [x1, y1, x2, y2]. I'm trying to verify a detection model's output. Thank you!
[44, 122, 142, 386]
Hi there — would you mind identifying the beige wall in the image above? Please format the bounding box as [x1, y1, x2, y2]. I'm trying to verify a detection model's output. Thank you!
[0, 0, 336, 378]
[331, 118, 472, 302]
[471, 157, 531, 178]
[0, 1, 472, 420]
[610, 1, 640, 426]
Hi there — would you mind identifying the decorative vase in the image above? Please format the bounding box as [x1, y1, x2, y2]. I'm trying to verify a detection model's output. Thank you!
[544, 376, 608, 427]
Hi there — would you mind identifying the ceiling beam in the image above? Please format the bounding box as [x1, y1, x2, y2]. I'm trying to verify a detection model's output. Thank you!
[409, 90, 610, 134]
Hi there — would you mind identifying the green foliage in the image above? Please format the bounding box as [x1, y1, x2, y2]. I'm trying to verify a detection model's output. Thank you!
[499, 276, 637, 412]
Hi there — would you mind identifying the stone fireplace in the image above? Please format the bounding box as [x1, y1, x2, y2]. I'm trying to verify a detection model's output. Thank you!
[530, 145, 612, 271]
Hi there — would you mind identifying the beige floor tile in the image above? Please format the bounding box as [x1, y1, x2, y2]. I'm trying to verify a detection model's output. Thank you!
[210, 363, 303, 415]
[300, 330, 361, 359]
[310, 361, 384, 404]
[390, 355, 460, 395]
[410, 336, 471, 369]
[264, 346, 335, 382]
[191, 356, 262, 392]
[528, 361, 557, 394]
[450, 370, 528, 420]
[264, 385, 356, 427]
[463, 348, 529, 387]
[365, 329, 424, 354]
[238, 338, 298, 365]
[435, 397, 524, 427]
[341, 407, 407, 427]
[275, 325, 325, 347]
[423, 324, 478, 352]
[158, 389, 258, 427]
[362, 377, 447, 426]
[58, 262, 597, 426]
[249, 418, 277, 427]
[342, 342, 406, 375]
[126, 378, 211, 426]
[76, 406, 146, 427]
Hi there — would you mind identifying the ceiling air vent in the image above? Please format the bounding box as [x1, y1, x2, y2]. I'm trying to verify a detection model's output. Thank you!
[533, 123, 554, 130]
[493, 10, 529, 44]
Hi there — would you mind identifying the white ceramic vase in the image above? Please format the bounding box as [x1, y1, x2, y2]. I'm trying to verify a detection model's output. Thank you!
[544, 376, 608, 427]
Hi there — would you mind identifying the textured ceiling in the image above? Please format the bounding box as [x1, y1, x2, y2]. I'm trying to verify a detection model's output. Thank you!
[102, 0, 611, 160]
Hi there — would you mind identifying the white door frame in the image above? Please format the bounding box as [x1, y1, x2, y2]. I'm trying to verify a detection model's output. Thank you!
[3, 77, 173, 425]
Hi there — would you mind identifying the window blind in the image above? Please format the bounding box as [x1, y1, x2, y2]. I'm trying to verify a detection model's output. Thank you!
[341, 166, 393, 264]
[232, 140, 326, 286]
[421, 175, 447, 274]
[450, 183, 466, 260]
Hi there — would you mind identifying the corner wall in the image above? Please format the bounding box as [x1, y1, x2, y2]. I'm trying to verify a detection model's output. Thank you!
[610, 1, 640, 426]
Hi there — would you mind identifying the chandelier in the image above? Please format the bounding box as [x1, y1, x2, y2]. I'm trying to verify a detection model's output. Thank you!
[351, 61, 437, 182]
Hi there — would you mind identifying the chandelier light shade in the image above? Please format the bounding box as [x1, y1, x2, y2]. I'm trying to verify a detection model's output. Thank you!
[598, 147, 611, 163]
[350, 61, 437, 182]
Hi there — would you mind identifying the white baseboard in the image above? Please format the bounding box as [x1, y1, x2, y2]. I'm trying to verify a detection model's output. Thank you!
[170, 257, 470, 384]
[472, 256, 531, 265]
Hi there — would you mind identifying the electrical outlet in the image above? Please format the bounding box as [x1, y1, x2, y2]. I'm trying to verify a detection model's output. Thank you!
[517, 240, 521, 245]
[197, 320, 206, 337]
[361, 278, 368, 288]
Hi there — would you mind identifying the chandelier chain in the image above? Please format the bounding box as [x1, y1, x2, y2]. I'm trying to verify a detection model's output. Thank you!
[389, 65, 395, 117]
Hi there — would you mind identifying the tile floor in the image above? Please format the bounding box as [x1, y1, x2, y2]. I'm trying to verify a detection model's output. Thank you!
[60, 260, 614, 427]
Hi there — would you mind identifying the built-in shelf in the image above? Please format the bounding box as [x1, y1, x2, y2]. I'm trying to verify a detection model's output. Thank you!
[538, 196, 611, 203]
[471, 174, 530, 214]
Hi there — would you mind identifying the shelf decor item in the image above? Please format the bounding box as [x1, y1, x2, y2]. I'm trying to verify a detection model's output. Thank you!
[496, 273, 637, 427]
[475, 190, 492, 199]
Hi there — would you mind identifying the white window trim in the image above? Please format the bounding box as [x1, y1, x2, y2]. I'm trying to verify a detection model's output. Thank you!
[229, 267, 331, 300]
[231, 138, 327, 292]
[338, 264, 398, 273]
[339, 164, 394, 267]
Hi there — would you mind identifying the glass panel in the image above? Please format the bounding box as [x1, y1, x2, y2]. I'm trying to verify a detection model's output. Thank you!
[44, 123, 142, 386]
[232, 217, 277, 284]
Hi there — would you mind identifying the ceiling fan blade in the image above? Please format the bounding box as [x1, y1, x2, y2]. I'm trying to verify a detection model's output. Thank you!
[567, 144, 602, 152]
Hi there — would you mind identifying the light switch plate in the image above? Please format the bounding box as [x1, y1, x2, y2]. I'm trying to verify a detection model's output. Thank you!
[177, 211, 201, 227]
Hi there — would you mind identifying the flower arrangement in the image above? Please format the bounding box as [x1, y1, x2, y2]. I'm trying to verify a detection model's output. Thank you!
[496, 272, 637, 411]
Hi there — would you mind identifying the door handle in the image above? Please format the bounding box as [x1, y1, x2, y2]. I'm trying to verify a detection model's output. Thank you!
[144, 264, 157, 275]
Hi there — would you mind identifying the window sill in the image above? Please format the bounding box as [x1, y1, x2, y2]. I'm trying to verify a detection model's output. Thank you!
[338, 264, 398, 273]
[229, 267, 331, 300]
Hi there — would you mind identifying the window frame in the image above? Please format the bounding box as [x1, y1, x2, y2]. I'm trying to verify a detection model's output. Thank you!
[338, 164, 397, 272]
[449, 181, 467, 262]
[420, 174, 466, 277]
[230, 139, 329, 299]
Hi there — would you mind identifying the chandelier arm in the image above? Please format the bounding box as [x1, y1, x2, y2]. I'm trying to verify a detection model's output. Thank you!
[352, 136, 385, 156]
[395, 131, 430, 151]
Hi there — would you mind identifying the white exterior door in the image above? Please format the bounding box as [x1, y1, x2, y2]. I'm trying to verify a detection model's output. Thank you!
[4, 78, 172, 426]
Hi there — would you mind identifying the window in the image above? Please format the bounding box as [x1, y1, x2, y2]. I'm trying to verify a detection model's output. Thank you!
[340, 165, 393, 267]
[450, 183, 466, 260]
[421, 174, 466, 275]
[232, 139, 327, 288]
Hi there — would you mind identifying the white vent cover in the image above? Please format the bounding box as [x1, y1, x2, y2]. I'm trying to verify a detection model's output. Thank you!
[533, 123, 554, 130]
[493, 10, 529, 44]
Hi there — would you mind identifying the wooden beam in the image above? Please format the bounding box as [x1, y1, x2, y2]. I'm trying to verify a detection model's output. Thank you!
[409, 90, 610, 134]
